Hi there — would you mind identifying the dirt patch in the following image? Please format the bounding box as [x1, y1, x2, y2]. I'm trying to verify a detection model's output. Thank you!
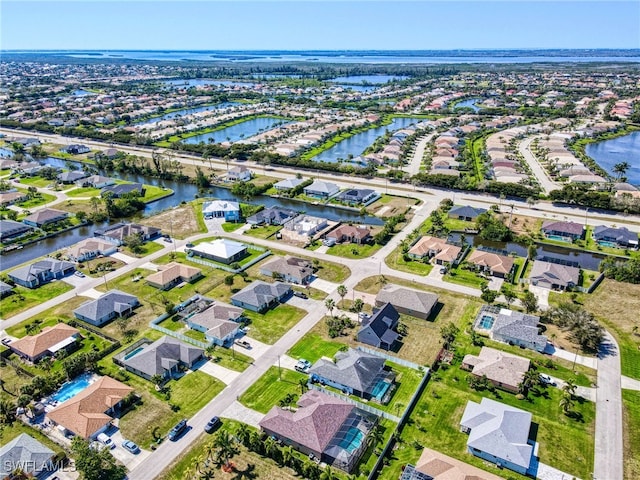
[367, 195, 418, 218]
[499, 213, 541, 236]
[139, 204, 203, 239]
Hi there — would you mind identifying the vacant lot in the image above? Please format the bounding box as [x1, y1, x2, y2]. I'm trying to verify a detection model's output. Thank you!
[367, 194, 419, 218]
[139, 203, 206, 238]
[243, 304, 307, 344]
[0, 281, 74, 319]
[240, 366, 308, 413]
[6, 295, 90, 338]
[288, 332, 347, 363]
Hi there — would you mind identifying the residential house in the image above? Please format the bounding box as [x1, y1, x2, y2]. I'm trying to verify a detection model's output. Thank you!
[448, 205, 487, 222]
[474, 306, 547, 352]
[94, 223, 161, 246]
[99, 148, 120, 159]
[357, 303, 400, 350]
[374, 284, 438, 320]
[541, 220, 585, 242]
[303, 180, 340, 199]
[9, 323, 81, 363]
[62, 144, 91, 155]
[0, 433, 55, 479]
[0, 219, 32, 242]
[401, 447, 504, 480]
[408, 236, 461, 265]
[15, 162, 45, 176]
[336, 188, 379, 206]
[73, 290, 140, 326]
[66, 238, 118, 262]
[9, 259, 75, 288]
[231, 280, 291, 313]
[0, 191, 28, 207]
[466, 250, 515, 278]
[281, 215, 329, 245]
[529, 260, 580, 290]
[202, 200, 241, 222]
[308, 348, 395, 401]
[461, 347, 530, 393]
[460, 398, 536, 476]
[46, 376, 134, 439]
[259, 390, 376, 473]
[246, 206, 298, 226]
[186, 301, 244, 346]
[273, 177, 306, 192]
[77, 175, 115, 188]
[0, 281, 13, 298]
[227, 166, 252, 182]
[325, 224, 371, 245]
[593, 225, 639, 249]
[22, 209, 69, 228]
[57, 171, 88, 184]
[146, 262, 202, 290]
[189, 239, 248, 265]
[259, 256, 313, 284]
[122, 336, 204, 381]
[101, 183, 145, 198]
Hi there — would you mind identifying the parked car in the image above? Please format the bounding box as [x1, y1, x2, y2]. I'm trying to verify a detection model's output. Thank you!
[74, 271, 86, 278]
[204, 416, 221, 434]
[439, 267, 448, 274]
[293, 291, 308, 299]
[234, 339, 251, 349]
[539, 373, 556, 386]
[1, 338, 11, 345]
[323, 238, 336, 247]
[295, 359, 312, 373]
[168, 419, 188, 441]
[122, 440, 140, 454]
[97, 433, 115, 449]
[164, 237, 173, 243]
[186, 243, 195, 248]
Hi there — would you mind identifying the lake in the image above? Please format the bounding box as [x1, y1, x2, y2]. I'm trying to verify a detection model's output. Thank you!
[164, 79, 255, 88]
[454, 98, 483, 112]
[182, 116, 291, 144]
[313, 117, 423, 164]
[585, 131, 640, 185]
[329, 75, 408, 84]
[134, 102, 241, 125]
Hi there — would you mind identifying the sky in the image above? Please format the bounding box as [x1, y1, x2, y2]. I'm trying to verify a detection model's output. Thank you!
[1, 1, 638, 51]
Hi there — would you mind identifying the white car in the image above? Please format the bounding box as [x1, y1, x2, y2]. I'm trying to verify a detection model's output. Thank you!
[97, 433, 115, 449]
[539, 373, 556, 386]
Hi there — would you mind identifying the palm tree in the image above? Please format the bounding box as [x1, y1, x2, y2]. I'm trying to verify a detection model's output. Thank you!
[213, 430, 238, 469]
[559, 393, 574, 415]
[613, 161, 630, 181]
[521, 369, 540, 395]
[337, 285, 347, 306]
[298, 378, 308, 395]
[365, 424, 384, 449]
[320, 465, 337, 480]
[562, 378, 577, 398]
[325, 298, 335, 318]
[281, 445, 295, 468]
[236, 423, 251, 447]
[0, 399, 16, 424]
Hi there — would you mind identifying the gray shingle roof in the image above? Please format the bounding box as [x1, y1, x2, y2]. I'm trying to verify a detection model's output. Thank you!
[308, 348, 386, 394]
[274, 178, 305, 190]
[9, 259, 75, 284]
[541, 220, 584, 236]
[231, 280, 291, 308]
[489, 308, 547, 350]
[57, 171, 88, 182]
[375, 285, 438, 318]
[247, 206, 298, 225]
[260, 256, 313, 281]
[529, 261, 580, 288]
[23, 208, 68, 225]
[123, 336, 203, 378]
[0, 433, 54, 477]
[593, 225, 638, 244]
[359, 303, 400, 346]
[73, 290, 139, 322]
[448, 205, 487, 219]
[0, 219, 32, 238]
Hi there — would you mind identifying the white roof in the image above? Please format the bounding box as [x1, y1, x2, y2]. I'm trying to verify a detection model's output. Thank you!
[202, 200, 240, 213]
[192, 238, 247, 260]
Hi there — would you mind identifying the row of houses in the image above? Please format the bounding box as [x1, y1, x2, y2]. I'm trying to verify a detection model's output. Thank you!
[0, 208, 71, 243]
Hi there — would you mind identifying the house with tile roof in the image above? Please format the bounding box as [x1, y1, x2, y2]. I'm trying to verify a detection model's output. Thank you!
[325, 224, 372, 245]
[0, 191, 28, 207]
[9, 323, 81, 363]
[146, 262, 202, 290]
[401, 447, 504, 480]
[462, 347, 530, 393]
[189, 239, 248, 264]
[466, 250, 515, 278]
[22, 209, 69, 228]
[474, 306, 547, 353]
[529, 260, 580, 291]
[66, 238, 118, 262]
[46, 376, 134, 439]
[73, 290, 140, 326]
[259, 256, 314, 285]
[375, 284, 438, 320]
[541, 220, 584, 242]
[408, 236, 461, 265]
[0, 433, 55, 479]
[186, 301, 244, 345]
[122, 336, 204, 381]
[357, 303, 400, 350]
[9, 259, 75, 288]
[460, 398, 536, 475]
[231, 280, 291, 312]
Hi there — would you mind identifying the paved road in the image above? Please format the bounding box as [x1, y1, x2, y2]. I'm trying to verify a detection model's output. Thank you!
[594, 331, 623, 480]
[405, 133, 435, 176]
[518, 136, 561, 195]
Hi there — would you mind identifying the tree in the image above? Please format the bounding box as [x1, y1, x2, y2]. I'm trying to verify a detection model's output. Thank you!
[325, 298, 335, 317]
[480, 285, 498, 304]
[75, 211, 88, 223]
[236, 423, 251, 447]
[562, 378, 578, 398]
[336, 285, 347, 304]
[519, 369, 540, 396]
[500, 284, 516, 306]
[320, 465, 337, 480]
[0, 399, 16, 425]
[522, 290, 538, 313]
[351, 298, 364, 314]
[440, 322, 459, 348]
[71, 437, 126, 480]
[124, 233, 144, 254]
[224, 275, 234, 287]
[212, 430, 238, 470]
[298, 378, 308, 395]
[365, 423, 384, 449]
[613, 161, 630, 181]
[559, 393, 575, 415]
[281, 445, 295, 468]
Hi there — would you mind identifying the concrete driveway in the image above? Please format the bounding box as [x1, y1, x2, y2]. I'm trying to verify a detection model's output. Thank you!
[198, 361, 242, 384]
[528, 285, 550, 310]
[108, 427, 152, 470]
[221, 401, 265, 428]
[234, 335, 270, 360]
[308, 277, 337, 294]
[62, 275, 93, 288]
[111, 252, 138, 264]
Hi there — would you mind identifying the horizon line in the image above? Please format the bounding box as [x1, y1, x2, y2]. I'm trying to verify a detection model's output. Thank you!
[3, 48, 640, 52]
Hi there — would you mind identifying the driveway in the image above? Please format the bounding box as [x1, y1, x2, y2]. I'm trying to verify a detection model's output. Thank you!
[78, 288, 104, 300]
[547, 374, 596, 402]
[535, 461, 580, 480]
[221, 401, 265, 428]
[108, 427, 153, 471]
[233, 335, 270, 360]
[110, 252, 138, 264]
[545, 344, 598, 370]
[528, 285, 550, 310]
[62, 275, 93, 288]
[308, 277, 338, 294]
[198, 361, 242, 384]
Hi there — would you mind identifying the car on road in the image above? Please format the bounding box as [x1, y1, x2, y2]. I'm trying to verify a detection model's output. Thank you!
[122, 440, 140, 454]
[293, 291, 308, 299]
[74, 271, 86, 278]
[234, 339, 251, 349]
[168, 419, 188, 441]
[539, 373, 556, 386]
[204, 416, 221, 433]
[295, 359, 312, 373]
[186, 243, 195, 248]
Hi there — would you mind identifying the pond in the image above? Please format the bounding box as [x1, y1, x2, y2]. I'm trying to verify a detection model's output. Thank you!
[329, 75, 409, 84]
[454, 98, 483, 112]
[165, 79, 255, 88]
[182, 116, 292, 144]
[585, 131, 640, 186]
[335, 84, 378, 92]
[73, 89, 96, 96]
[133, 102, 241, 125]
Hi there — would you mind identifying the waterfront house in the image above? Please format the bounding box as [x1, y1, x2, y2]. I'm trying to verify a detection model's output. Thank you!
[408, 236, 461, 265]
[9, 259, 75, 288]
[0, 433, 55, 479]
[273, 177, 306, 192]
[9, 323, 81, 363]
[336, 188, 379, 206]
[16, 162, 45, 176]
[246, 206, 298, 226]
[231, 280, 291, 313]
[73, 290, 140, 326]
[325, 224, 371, 245]
[62, 144, 91, 155]
[122, 336, 204, 381]
[57, 170, 88, 184]
[303, 180, 340, 199]
[146, 262, 202, 290]
[259, 256, 313, 284]
[401, 447, 504, 480]
[374, 284, 438, 320]
[226, 166, 252, 182]
[94, 223, 161, 246]
[529, 260, 579, 291]
[186, 302, 244, 346]
[46, 376, 134, 439]
[66, 238, 118, 262]
[0, 191, 28, 207]
[202, 200, 241, 222]
[474, 306, 547, 353]
[101, 182, 145, 198]
[308, 348, 394, 401]
[461, 347, 530, 393]
[0, 219, 33, 242]
[466, 250, 515, 278]
[357, 303, 400, 350]
[281, 215, 329, 245]
[460, 398, 536, 476]
[0, 281, 13, 298]
[22, 209, 69, 228]
[448, 205, 487, 222]
[77, 175, 115, 188]
[593, 225, 639, 248]
[189, 239, 248, 264]
[541, 220, 584, 242]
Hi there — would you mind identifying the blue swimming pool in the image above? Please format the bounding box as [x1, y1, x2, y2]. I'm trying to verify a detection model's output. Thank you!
[546, 234, 569, 242]
[124, 346, 145, 360]
[478, 315, 495, 329]
[370, 379, 391, 401]
[50, 373, 95, 403]
[338, 427, 364, 454]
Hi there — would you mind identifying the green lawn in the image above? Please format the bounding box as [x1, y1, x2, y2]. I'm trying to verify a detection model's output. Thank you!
[326, 242, 381, 259]
[221, 222, 244, 232]
[18, 176, 54, 188]
[243, 304, 307, 344]
[385, 247, 434, 275]
[16, 190, 57, 208]
[443, 268, 487, 289]
[65, 186, 101, 197]
[0, 281, 74, 319]
[122, 240, 165, 257]
[623, 390, 640, 480]
[243, 224, 282, 239]
[239, 366, 308, 413]
[288, 332, 347, 363]
[142, 184, 173, 203]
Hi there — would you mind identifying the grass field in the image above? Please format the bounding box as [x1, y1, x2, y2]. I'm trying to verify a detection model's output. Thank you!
[243, 304, 307, 344]
[443, 268, 487, 289]
[623, 390, 640, 480]
[326, 241, 381, 259]
[366, 194, 420, 218]
[65, 186, 101, 197]
[15, 189, 57, 209]
[288, 332, 347, 363]
[122, 240, 165, 257]
[18, 176, 54, 188]
[221, 222, 244, 232]
[239, 366, 308, 413]
[0, 281, 74, 319]
[385, 248, 434, 276]
[243, 224, 282, 239]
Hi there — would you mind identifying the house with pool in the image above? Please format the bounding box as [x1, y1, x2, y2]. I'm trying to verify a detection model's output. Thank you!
[541, 220, 584, 243]
[474, 306, 547, 353]
[308, 348, 395, 403]
[9, 323, 81, 363]
[259, 390, 377, 473]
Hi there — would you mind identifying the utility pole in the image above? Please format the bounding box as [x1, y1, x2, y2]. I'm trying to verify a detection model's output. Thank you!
[278, 355, 282, 381]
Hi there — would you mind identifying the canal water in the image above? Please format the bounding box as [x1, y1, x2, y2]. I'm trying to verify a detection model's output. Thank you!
[133, 102, 241, 126]
[585, 131, 640, 186]
[164, 79, 256, 88]
[329, 75, 409, 84]
[182, 117, 292, 144]
[313, 117, 424, 164]
[454, 98, 483, 112]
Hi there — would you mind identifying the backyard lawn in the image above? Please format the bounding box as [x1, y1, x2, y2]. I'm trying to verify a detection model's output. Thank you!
[326, 242, 381, 259]
[221, 222, 244, 232]
[288, 332, 347, 363]
[0, 281, 74, 319]
[623, 390, 640, 480]
[385, 247, 434, 276]
[243, 304, 307, 344]
[243, 224, 282, 239]
[239, 366, 308, 413]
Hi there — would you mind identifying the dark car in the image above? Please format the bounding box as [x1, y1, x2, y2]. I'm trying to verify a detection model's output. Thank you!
[168, 419, 188, 441]
[204, 416, 221, 434]
[293, 291, 308, 299]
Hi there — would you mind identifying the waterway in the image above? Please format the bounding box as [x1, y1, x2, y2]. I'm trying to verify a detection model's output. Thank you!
[164, 79, 255, 88]
[182, 116, 291, 144]
[73, 89, 96, 96]
[329, 75, 408, 84]
[454, 98, 483, 112]
[335, 85, 378, 93]
[313, 117, 424, 164]
[585, 131, 640, 186]
[133, 102, 241, 126]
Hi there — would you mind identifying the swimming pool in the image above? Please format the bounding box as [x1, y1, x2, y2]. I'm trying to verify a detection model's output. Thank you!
[370, 379, 391, 401]
[597, 240, 618, 248]
[124, 346, 145, 360]
[50, 373, 96, 404]
[337, 427, 364, 454]
[546, 234, 569, 242]
[478, 315, 495, 329]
